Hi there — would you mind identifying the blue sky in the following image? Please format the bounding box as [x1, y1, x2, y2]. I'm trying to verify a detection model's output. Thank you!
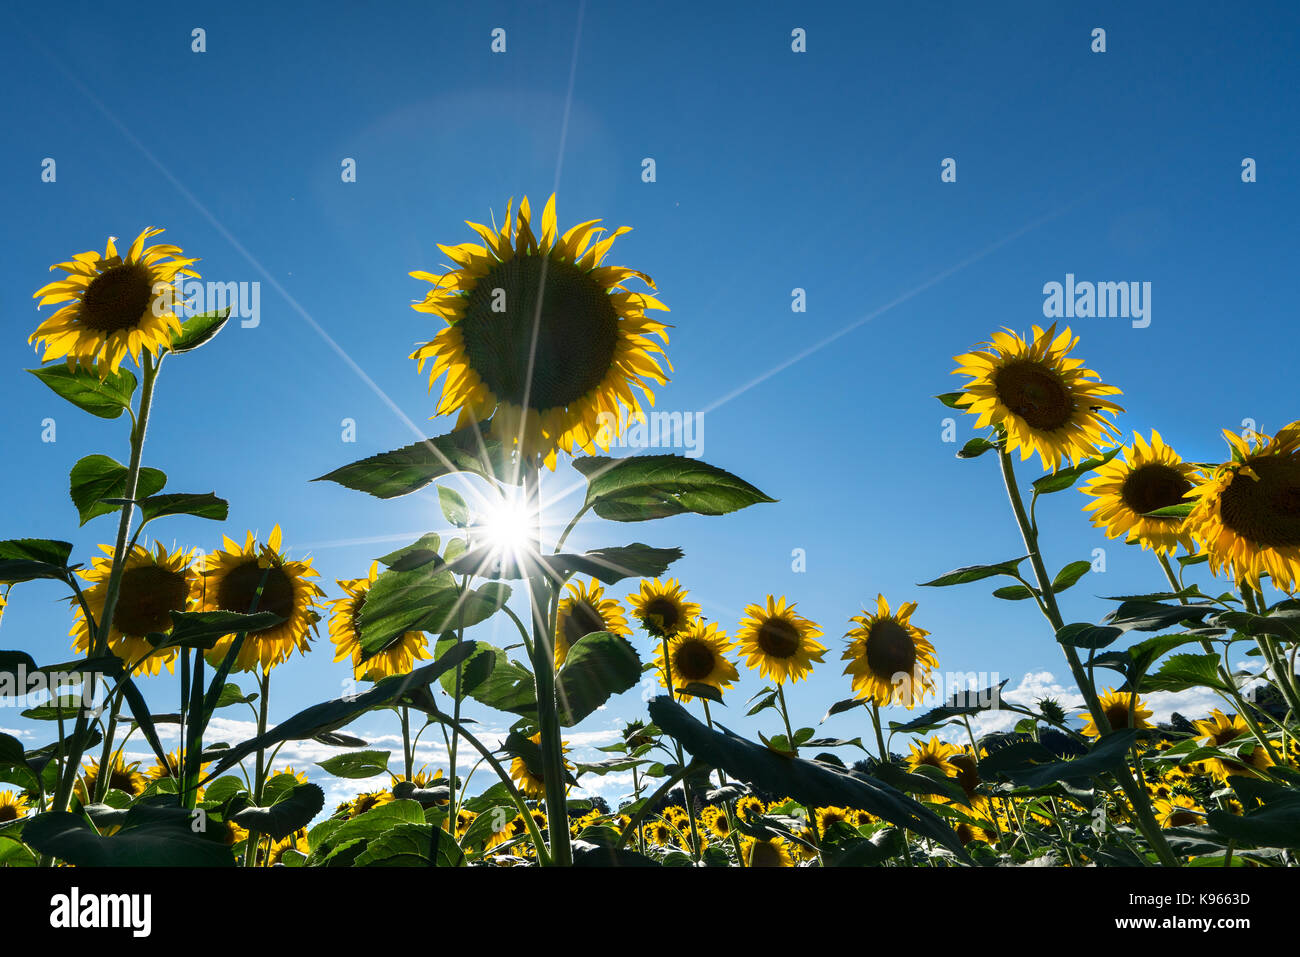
[1, 1, 1297, 806]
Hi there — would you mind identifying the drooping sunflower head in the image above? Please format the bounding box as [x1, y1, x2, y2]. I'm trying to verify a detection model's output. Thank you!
[554, 578, 631, 668]
[906, 736, 960, 777]
[1191, 709, 1273, 780]
[70, 542, 200, 676]
[1080, 431, 1200, 555]
[409, 194, 670, 469]
[327, 561, 430, 680]
[508, 731, 572, 800]
[199, 526, 325, 673]
[30, 227, 199, 377]
[1082, 689, 1154, 738]
[952, 324, 1124, 471]
[741, 835, 794, 868]
[841, 595, 938, 709]
[1186, 422, 1300, 593]
[75, 756, 146, 802]
[736, 595, 827, 684]
[626, 578, 700, 639]
[652, 620, 739, 701]
[0, 790, 30, 823]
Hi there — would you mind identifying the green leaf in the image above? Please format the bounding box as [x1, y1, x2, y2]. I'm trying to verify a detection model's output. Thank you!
[22, 805, 235, 866]
[679, 682, 724, 704]
[1052, 560, 1092, 592]
[572, 454, 775, 522]
[555, 632, 643, 726]
[148, 610, 285, 651]
[1055, 622, 1124, 650]
[919, 556, 1028, 588]
[992, 584, 1038, 601]
[432, 541, 685, 587]
[438, 486, 471, 527]
[1207, 786, 1300, 849]
[138, 492, 228, 525]
[215, 683, 256, 709]
[28, 364, 137, 419]
[1103, 600, 1215, 633]
[232, 783, 325, 840]
[820, 697, 864, 723]
[956, 438, 996, 459]
[1144, 503, 1194, 519]
[1030, 446, 1122, 495]
[354, 822, 465, 866]
[378, 533, 442, 571]
[309, 800, 428, 865]
[889, 680, 1009, 734]
[167, 308, 231, 354]
[433, 639, 536, 716]
[647, 696, 972, 863]
[1003, 730, 1138, 788]
[359, 567, 508, 658]
[69, 454, 166, 525]
[0, 538, 74, 584]
[934, 392, 968, 410]
[1139, 653, 1230, 694]
[317, 750, 391, 779]
[313, 424, 517, 498]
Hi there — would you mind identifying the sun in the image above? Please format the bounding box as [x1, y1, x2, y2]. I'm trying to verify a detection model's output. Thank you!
[476, 488, 536, 561]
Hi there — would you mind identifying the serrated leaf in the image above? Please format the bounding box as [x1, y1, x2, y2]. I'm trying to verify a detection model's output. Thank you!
[313, 424, 517, 498]
[28, 364, 136, 419]
[167, 308, 231, 354]
[919, 556, 1028, 588]
[1030, 446, 1122, 495]
[572, 454, 775, 523]
[138, 492, 228, 525]
[69, 454, 166, 526]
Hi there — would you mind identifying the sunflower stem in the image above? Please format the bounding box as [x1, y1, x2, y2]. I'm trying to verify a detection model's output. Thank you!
[997, 448, 1179, 867]
[869, 701, 889, 764]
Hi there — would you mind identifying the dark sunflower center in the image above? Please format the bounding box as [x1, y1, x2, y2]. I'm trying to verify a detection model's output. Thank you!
[642, 597, 683, 635]
[109, 768, 139, 795]
[214, 560, 296, 629]
[865, 619, 917, 679]
[80, 263, 154, 334]
[672, 638, 716, 682]
[349, 596, 366, 639]
[112, 564, 191, 636]
[0, 804, 18, 823]
[563, 600, 607, 647]
[1120, 463, 1192, 517]
[749, 841, 784, 867]
[755, 617, 801, 659]
[1104, 701, 1136, 730]
[1219, 457, 1300, 548]
[459, 254, 620, 411]
[993, 360, 1073, 431]
[950, 754, 981, 797]
[1165, 808, 1199, 828]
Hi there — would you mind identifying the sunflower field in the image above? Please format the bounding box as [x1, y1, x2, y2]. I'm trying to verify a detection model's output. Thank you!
[2, 194, 1298, 876]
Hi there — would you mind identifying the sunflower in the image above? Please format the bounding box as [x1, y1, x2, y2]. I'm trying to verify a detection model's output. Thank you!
[701, 806, 732, 840]
[509, 731, 571, 800]
[554, 578, 631, 668]
[954, 819, 997, 847]
[741, 835, 794, 867]
[736, 595, 827, 684]
[1154, 795, 1202, 829]
[841, 595, 938, 709]
[200, 526, 325, 673]
[952, 324, 1124, 471]
[949, 748, 990, 813]
[652, 621, 739, 701]
[814, 806, 853, 833]
[735, 795, 766, 822]
[1081, 689, 1154, 738]
[409, 194, 670, 469]
[0, 790, 30, 823]
[145, 750, 209, 791]
[30, 227, 200, 377]
[626, 578, 699, 639]
[642, 820, 676, 847]
[446, 808, 476, 837]
[1186, 422, 1300, 593]
[907, 736, 960, 776]
[327, 561, 429, 680]
[1191, 709, 1274, 779]
[1080, 431, 1200, 554]
[266, 828, 310, 866]
[347, 790, 395, 818]
[75, 757, 146, 802]
[70, 542, 200, 676]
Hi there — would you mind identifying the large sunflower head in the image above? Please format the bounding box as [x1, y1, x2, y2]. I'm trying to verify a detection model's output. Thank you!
[736, 595, 827, 684]
[75, 756, 146, 802]
[30, 227, 199, 377]
[509, 731, 572, 800]
[1186, 422, 1300, 593]
[701, 806, 731, 840]
[1080, 431, 1200, 555]
[70, 542, 200, 676]
[199, 526, 325, 673]
[1191, 709, 1274, 780]
[626, 578, 700, 639]
[740, 835, 794, 868]
[841, 595, 938, 709]
[952, 324, 1124, 471]
[1082, 689, 1154, 738]
[409, 194, 670, 469]
[906, 736, 960, 777]
[327, 561, 430, 680]
[0, 790, 30, 823]
[554, 578, 631, 668]
[652, 621, 739, 701]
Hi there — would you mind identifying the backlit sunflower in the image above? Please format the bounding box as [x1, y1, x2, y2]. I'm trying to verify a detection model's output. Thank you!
[30, 227, 199, 377]
[0, 790, 29, 823]
[145, 750, 209, 794]
[741, 835, 794, 867]
[554, 578, 631, 668]
[652, 621, 739, 701]
[509, 731, 572, 800]
[626, 578, 699, 639]
[815, 806, 853, 833]
[643, 820, 676, 846]
[1186, 422, 1300, 593]
[735, 795, 766, 822]
[327, 561, 430, 680]
[701, 806, 732, 840]
[1154, 795, 1202, 829]
[347, 790, 394, 818]
[409, 194, 670, 469]
[952, 324, 1124, 471]
[1081, 689, 1153, 738]
[70, 542, 200, 676]
[266, 828, 310, 866]
[200, 526, 325, 673]
[907, 736, 960, 776]
[841, 595, 938, 709]
[736, 595, 827, 684]
[1080, 431, 1200, 554]
[1191, 709, 1274, 779]
[75, 756, 146, 802]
